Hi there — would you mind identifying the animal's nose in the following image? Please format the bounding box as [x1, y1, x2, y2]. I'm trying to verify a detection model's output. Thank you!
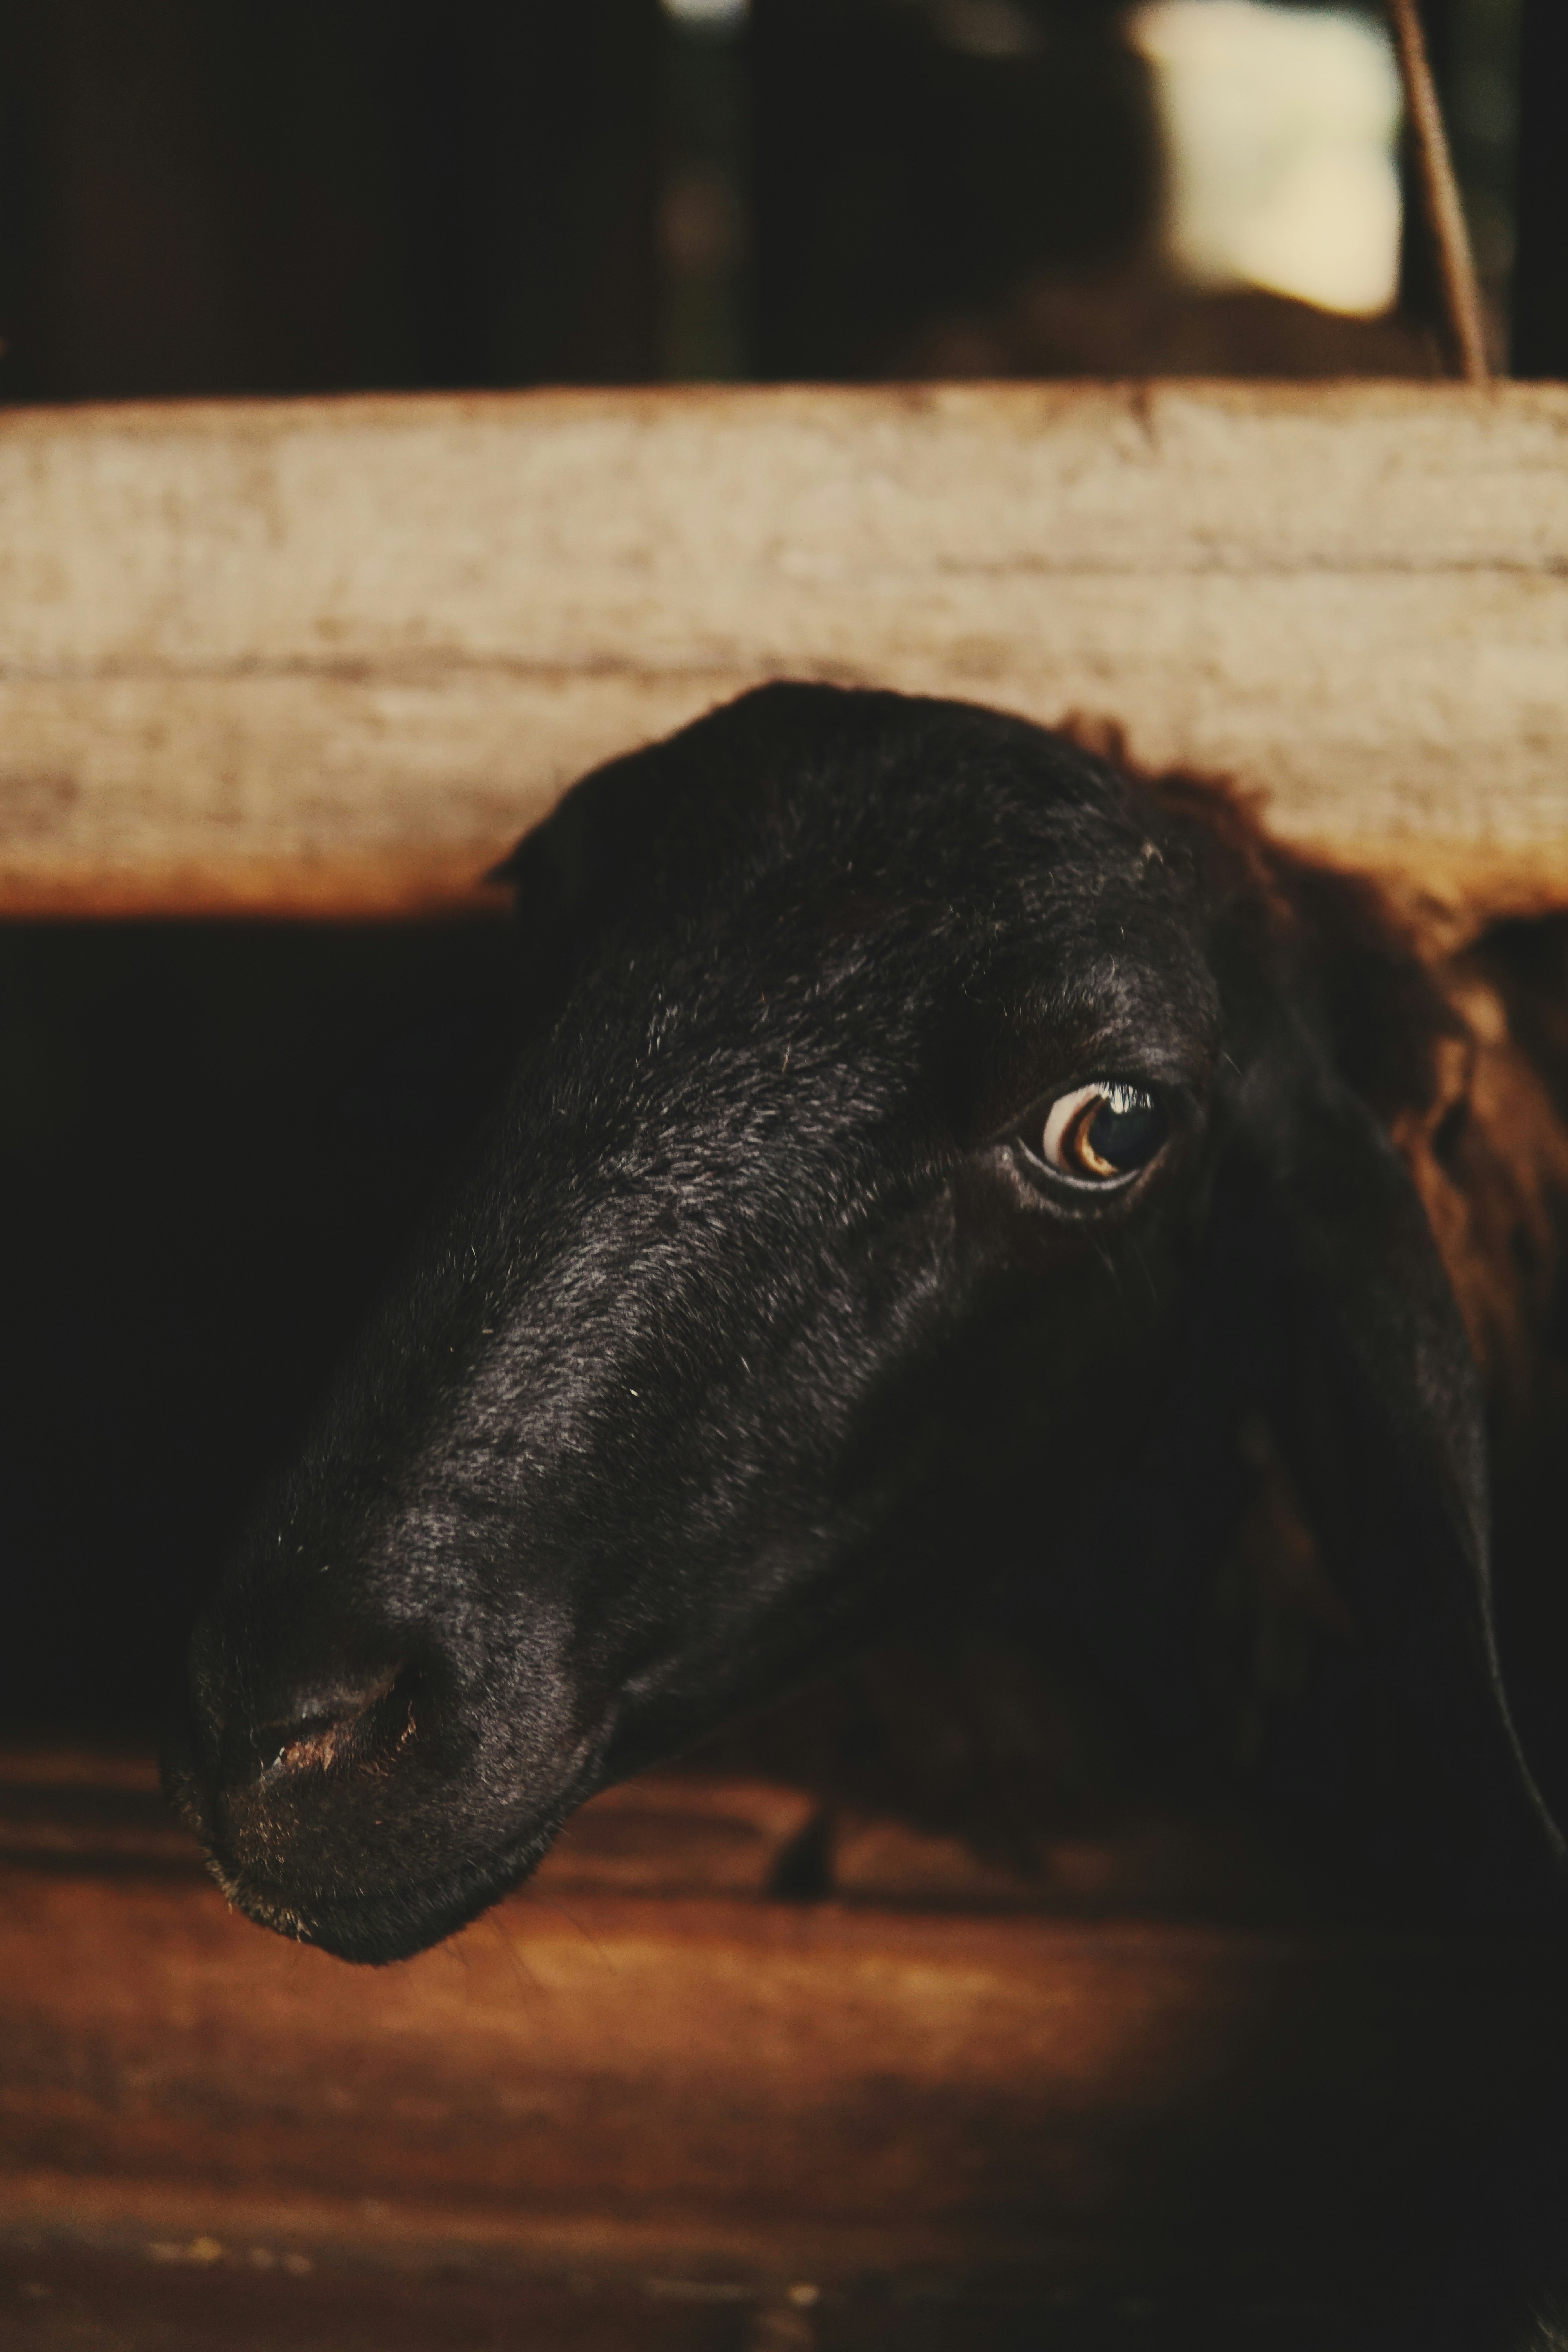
[232, 1664, 407, 1786]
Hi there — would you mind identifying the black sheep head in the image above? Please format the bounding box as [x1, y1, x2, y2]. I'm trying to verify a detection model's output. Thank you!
[165, 685, 1562, 1960]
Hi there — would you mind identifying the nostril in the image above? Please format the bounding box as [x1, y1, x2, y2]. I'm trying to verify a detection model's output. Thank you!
[252, 1664, 407, 1782]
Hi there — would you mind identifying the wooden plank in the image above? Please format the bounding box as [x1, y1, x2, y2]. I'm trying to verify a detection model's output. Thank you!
[1, 1862, 1562, 2298]
[2, 384, 1566, 926]
[0, 2227, 1422, 2352]
[0, 2227, 1431, 2352]
[0, 2238, 759, 2352]
[3, 1756, 1563, 2318]
[0, 1867, 1273, 2270]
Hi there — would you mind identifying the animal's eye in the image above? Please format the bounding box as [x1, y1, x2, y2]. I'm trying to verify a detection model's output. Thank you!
[1038, 1081, 1168, 1186]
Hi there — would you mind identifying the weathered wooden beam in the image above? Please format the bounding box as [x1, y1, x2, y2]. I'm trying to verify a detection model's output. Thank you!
[2, 1751, 1566, 2309]
[2, 384, 1565, 925]
[2, 1860, 1561, 2294]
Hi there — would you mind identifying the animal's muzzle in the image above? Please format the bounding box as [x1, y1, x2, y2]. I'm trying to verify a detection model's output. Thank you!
[162, 1602, 605, 1962]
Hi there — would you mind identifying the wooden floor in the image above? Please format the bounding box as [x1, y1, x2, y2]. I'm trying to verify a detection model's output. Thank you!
[3, 1742, 1567, 2348]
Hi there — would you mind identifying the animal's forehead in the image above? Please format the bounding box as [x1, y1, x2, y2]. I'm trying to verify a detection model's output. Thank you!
[529, 684, 1192, 958]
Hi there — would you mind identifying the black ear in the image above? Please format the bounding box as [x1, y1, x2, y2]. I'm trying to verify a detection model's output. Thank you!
[1217, 1007, 1566, 1914]
[489, 733, 687, 1024]
[490, 684, 850, 1020]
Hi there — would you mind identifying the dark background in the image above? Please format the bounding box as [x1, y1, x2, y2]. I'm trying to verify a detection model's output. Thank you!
[0, 918, 519, 1726]
[0, 0, 1560, 405]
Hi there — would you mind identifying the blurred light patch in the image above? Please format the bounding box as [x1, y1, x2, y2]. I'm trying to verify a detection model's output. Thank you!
[931, 0, 1044, 58]
[1131, 2, 1403, 316]
[662, 0, 749, 26]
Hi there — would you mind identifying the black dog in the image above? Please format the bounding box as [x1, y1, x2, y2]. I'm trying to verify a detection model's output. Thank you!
[165, 684, 1566, 1963]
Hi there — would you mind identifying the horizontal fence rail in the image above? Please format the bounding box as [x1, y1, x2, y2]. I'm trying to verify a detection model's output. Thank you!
[4, 1752, 1562, 2305]
[1, 382, 1565, 924]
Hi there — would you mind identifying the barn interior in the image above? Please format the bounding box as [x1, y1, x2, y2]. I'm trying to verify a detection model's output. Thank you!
[3, 4, 1568, 2346]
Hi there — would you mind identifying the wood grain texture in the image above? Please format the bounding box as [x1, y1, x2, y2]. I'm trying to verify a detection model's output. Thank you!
[2, 384, 1565, 924]
[1, 1863, 1557, 2291]
[2, 1757, 1564, 2318]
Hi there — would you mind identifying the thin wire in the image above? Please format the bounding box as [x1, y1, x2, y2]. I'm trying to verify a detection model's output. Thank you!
[1384, 0, 1491, 384]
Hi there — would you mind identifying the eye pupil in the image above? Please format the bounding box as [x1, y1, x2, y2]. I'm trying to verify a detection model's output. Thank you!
[1038, 1081, 1168, 1185]
[1083, 1090, 1166, 1174]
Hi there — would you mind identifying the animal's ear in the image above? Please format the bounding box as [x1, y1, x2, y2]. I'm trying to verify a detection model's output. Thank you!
[489, 734, 688, 1022]
[1217, 1011, 1566, 1911]
[491, 684, 880, 1020]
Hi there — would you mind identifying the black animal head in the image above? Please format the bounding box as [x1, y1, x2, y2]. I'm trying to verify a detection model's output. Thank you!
[165, 686, 1562, 1960]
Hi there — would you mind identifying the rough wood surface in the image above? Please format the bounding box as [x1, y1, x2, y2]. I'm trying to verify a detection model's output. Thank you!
[2, 1755, 1565, 2324]
[1, 1863, 1557, 2290]
[2, 384, 1565, 925]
